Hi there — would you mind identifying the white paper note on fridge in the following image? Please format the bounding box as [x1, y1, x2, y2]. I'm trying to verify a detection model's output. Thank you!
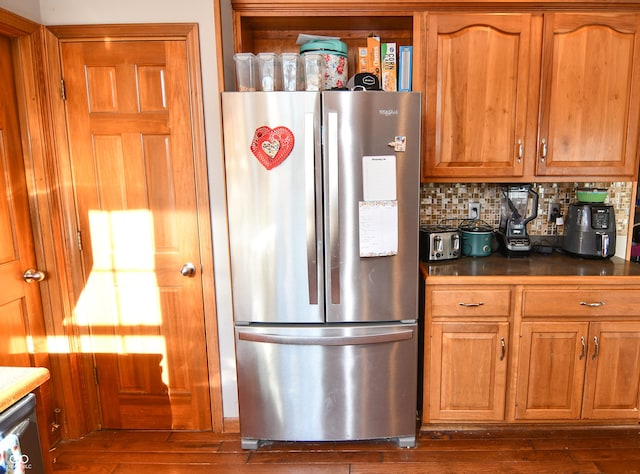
[363, 155, 396, 201]
[358, 200, 398, 257]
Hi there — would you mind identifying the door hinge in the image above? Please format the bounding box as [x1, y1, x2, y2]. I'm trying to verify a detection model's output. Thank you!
[93, 367, 99, 385]
[76, 230, 83, 251]
[60, 78, 67, 101]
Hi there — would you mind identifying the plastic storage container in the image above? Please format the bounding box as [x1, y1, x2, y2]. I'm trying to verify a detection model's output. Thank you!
[302, 53, 324, 91]
[300, 39, 348, 90]
[233, 53, 258, 91]
[280, 52, 304, 91]
[256, 52, 281, 91]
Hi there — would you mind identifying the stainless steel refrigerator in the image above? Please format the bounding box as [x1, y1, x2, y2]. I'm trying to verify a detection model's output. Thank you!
[222, 91, 421, 449]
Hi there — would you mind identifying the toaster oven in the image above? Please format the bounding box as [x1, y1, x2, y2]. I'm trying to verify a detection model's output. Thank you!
[419, 225, 461, 262]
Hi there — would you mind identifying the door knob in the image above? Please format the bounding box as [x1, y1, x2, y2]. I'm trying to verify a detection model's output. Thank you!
[23, 268, 46, 283]
[180, 263, 196, 277]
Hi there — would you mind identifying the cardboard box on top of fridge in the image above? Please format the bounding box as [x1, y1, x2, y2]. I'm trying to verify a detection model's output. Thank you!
[381, 43, 397, 91]
[358, 47, 369, 73]
[367, 35, 381, 80]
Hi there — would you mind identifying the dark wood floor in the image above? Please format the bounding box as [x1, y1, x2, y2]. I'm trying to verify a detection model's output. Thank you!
[50, 426, 640, 473]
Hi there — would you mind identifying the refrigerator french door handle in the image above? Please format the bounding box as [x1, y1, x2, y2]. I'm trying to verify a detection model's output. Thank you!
[327, 111, 340, 304]
[305, 112, 318, 305]
[238, 329, 414, 346]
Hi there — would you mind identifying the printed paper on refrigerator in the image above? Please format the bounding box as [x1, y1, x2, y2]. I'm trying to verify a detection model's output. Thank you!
[358, 200, 398, 257]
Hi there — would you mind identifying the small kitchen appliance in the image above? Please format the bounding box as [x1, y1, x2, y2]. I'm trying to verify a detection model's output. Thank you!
[458, 220, 494, 257]
[496, 184, 539, 257]
[420, 225, 461, 261]
[563, 203, 616, 258]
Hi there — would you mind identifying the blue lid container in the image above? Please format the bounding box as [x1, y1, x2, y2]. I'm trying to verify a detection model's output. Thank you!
[300, 39, 348, 90]
[300, 39, 348, 56]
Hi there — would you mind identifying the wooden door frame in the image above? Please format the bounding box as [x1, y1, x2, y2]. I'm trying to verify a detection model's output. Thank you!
[0, 8, 224, 437]
[45, 23, 224, 434]
[0, 7, 85, 443]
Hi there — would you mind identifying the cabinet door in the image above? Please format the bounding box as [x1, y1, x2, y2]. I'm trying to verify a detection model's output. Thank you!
[423, 14, 534, 180]
[582, 322, 640, 420]
[430, 322, 509, 421]
[515, 322, 588, 420]
[536, 13, 640, 178]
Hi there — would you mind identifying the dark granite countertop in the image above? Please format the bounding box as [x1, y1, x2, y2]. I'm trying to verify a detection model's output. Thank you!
[421, 252, 640, 285]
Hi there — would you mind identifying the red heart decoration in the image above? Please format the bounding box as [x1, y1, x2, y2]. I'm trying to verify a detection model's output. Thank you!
[250, 126, 295, 170]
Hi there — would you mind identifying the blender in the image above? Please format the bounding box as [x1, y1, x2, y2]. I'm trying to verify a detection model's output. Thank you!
[496, 184, 539, 257]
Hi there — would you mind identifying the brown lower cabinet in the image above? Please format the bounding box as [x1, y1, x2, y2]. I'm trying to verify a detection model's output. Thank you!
[423, 281, 640, 427]
[516, 320, 640, 420]
[430, 321, 509, 421]
[427, 286, 512, 422]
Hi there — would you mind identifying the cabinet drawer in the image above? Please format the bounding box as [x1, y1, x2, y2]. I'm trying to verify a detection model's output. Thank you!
[430, 288, 511, 317]
[523, 289, 640, 317]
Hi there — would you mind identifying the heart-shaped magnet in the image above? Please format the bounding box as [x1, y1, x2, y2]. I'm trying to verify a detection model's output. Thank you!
[250, 126, 295, 170]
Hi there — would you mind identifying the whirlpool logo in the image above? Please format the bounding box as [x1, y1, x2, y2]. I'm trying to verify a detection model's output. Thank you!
[379, 109, 399, 117]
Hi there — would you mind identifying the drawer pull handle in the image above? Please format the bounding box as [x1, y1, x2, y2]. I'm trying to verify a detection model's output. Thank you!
[579, 336, 586, 360]
[579, 301, 605, 307]
[500, 337, 506, 361]
[592, 336, 599, 360]
[458, 302, 484, 307]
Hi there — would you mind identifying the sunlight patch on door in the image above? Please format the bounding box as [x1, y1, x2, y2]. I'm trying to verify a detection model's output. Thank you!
[73, 210, 168, 381]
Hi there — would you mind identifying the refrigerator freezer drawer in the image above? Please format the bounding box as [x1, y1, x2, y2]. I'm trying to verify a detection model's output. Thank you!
[235, 323, 418, 448]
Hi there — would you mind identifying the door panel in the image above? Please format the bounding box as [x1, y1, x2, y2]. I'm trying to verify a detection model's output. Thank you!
[0, 36, 48, 369]
[430, 322, 509, 421]
[323, 92, 421, 323]
[537, 13, 640, 177]
[235, 323, 417, 444]
[582, 322, 640, 419]
[61, 40, 211, 430]
[221, 92, 324, 324]
[516, 322, 588, 420]
[424, 14, 532, 179]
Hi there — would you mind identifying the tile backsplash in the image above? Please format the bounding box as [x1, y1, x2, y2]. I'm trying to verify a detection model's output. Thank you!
[420, 182, 633, 236]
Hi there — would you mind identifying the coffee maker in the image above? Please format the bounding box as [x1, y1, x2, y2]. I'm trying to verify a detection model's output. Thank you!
[496, 184, 539, 257]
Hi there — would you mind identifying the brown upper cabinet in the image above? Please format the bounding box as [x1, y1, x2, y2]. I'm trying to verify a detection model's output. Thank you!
[423, 12, 640, 182]
[536, 13, 640, 180]
[424, 13, 535, 181]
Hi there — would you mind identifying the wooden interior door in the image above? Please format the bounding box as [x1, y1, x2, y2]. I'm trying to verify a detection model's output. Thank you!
[0, 36, 49, 369]
[60, 39, 211, 430]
